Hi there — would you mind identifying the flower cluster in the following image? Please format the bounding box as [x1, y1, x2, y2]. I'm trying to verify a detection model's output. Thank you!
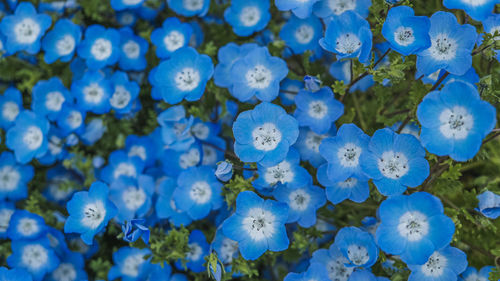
[0, 0, 499, 281]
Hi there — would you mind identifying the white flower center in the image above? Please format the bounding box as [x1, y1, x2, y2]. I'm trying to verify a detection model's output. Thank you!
[179, 148, 200, 169]
[81, 201, 106, 229]
[189, 181, 212, 204]
[421, 251, 447, 277]
[377, 150, 409, 179]
[202, 145, 217, 165]
[2, 101, 19, 121]
[460, 0, 487, 6]
[0, 208, 13, 233]
[252, 123, 282, 151]
[242, 208, 276, 241]
[439, 106, 473, 140]
[220, 238, 238, 263]
[328, 0, 356, 15]
[110, 85, 131, 109]
[66, 110, 83, 129]
[347, 244, 369, 266]
[122, 254, 145, 277]
[305, 131, 326, 152]
[288, 189, 311, 211]
[246, 65, 272, 89]
[191, 123, 209, 140]
[264, 161, 294, 185]
[164, 31, 185, 52]
[90, 38, 112, 61]
[240, 6, 261, 27]
[17, 218, 39, 236]
[0, 166, 20, 191]
[183, 0, 203, 11]
[113, 163, 136, 179]
[45, 91, 65, 111]
[14, 18, 41, 44]
[122, 186, 147, 211]
[23, 126, 44, 150]
[122, 40, 140, 59]
[397, 211, 429, 242]
[175, 67, 201, 91]
[21, 244, 48, 270]
[335, 33, 361, 54]
[338, 177, 358, 188]
[464, 274, 487, 281]
[394, 26, 415, 47]
[56, 35, 76, 56]
[294, 24, 314, 44]
[326, 256, 354, 281]
[337, 143, 362, 168]
[52, 263, 77, 281]
[308, 101, 328, 119]
[187, 242, 203, 261]
[83, 83, 105, 104]
[429, 33, 458, 61]
[128, 146, 146, 161]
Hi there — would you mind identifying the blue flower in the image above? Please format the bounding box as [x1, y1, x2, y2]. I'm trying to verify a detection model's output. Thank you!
[212, 230, 239, 266]
[77, 25, 120, 70]
[0, 87, 22, 130]
[0, 267, 33, 281]
[408, 246, 467, 281]
[7, 210, 47, 240]
[349, 270, 378, 281]
[155, 177, 193, 227]
[320, 11, 373, 63]
[224, 0, 271, 37]
[109, 71, 140, 114]
[482, 14, 500, 61]
[167, 0, 210, 17]
[313, 0, 372, 18]
[0, 2, 51, 55]
[41, 18, 81, 63]
[111, 0, 144, 10]
[390, 121, 421, 139]
[125, 135, 155, 167]
[360, 128, 430, 196]
[443, 0, 497, 21]
[64, 181, 118, 245]
[310, 243, 354, 280]
[160, 143, 202, 177]
[121, 219, 150, 244]
[152, 47, 213, 104]
[222, 191, 289, 260]
[416, 12, 476, 76]
[275, 0, 320, 19]
[233, 102, 299, 167]
[274, 184, 325, 228]
[213, 43, 259, 88]
[284, 263, 330, 281]
[0, 201, 15, 238]
[294, 126, 336, 168]
[375, 192, 455, 265]
[382, 6, 431, 56]
[229, 47, 288, 102]
[215, 161, 233, 182]
[253, 148, 312, 195]
[156, 105, 195, 150]
[461, 266, 495, 281]
[109, 175, 154, 222]
[7, 237, 60, 281]
[46, 251, 88, 281]
[175, 229, 209, 273]
[334, 226, 378, 268]
[417, 81, 496, 161]
[476, 190, 500, 219]
[173, 166, 223, 220]
[294, 86, 344, 134]
[6, 110, 50, 164]
[108, 247, 151, 281]
[80, 118, 107, 145]
[317, 163, 370, 204]
[118, 27, 148, 71]
[151, 17, 192, 59]
[0, 151, 33, 201]
[31, 77, 71, 121]
[319, 124, 370, 182]
[71, 70, 112, 114]
[99, 150, 145, 184]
